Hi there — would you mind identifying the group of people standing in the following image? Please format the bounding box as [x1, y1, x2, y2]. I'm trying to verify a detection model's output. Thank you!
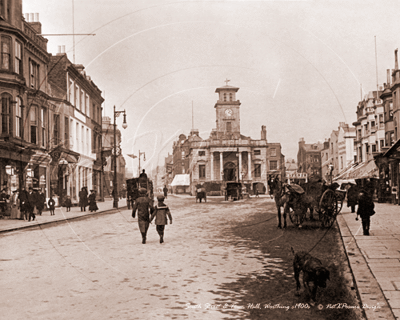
[78, 187, 98, 212]
[131, 188, 173, 244]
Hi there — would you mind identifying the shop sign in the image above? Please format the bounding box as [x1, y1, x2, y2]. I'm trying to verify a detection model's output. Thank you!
[286, 172, 308, 179]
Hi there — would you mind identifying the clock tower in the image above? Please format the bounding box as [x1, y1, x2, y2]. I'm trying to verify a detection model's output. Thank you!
[214, 80, 241, 139]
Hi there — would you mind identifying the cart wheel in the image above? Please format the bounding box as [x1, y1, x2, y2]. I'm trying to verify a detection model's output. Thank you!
[288, 202, 306, 227]
[319, 189, 337, 228]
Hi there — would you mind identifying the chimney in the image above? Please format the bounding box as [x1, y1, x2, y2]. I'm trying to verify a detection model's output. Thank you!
[28, 13, 42, 34]
[261, 125, 267, 140]
[387, 69, 391, 85]
[57, 45, 66, 56]
[24, 13, 29, 22]
[395, 49, 398, 70]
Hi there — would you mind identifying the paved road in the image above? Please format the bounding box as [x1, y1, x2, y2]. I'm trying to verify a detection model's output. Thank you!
[1, 196, 276, 320]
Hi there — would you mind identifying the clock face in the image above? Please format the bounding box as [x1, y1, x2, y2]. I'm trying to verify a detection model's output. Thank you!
[225, 108, 233, 116]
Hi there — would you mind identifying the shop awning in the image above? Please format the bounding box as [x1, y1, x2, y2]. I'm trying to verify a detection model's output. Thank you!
[170, 174, 190, 186]
[30, 151, 52, 165]
[334, 162, 357, 181]
[346, 160, 378, 180]
[383, 138, 400, 159]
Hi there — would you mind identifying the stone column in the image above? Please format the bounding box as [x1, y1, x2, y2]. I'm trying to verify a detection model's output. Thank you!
[210, 152, 214, 181]
[220, 152, 223, 180]
[248, 152, 252, 180]
[238, 151, 242, 182]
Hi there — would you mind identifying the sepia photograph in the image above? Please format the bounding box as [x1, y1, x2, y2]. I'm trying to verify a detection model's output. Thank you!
[1, 0, 400, 319]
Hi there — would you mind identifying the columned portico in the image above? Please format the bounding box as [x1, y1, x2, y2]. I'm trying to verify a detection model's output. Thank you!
[210, 152, 214, 180]
[220, 152, 223, 180]
[248, 152, 252, 179]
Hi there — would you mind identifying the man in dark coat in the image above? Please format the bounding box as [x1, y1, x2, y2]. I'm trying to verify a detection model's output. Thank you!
[79, 187, 88, 211]
[163, 185, 168, 199]
[36, 188, 46, 215]
[347, 184, 359, 213]
[357, 189, 375, 236]
[27, 187, 36, 221]
[19, 187, 29, 220]
[131, 188, 154, 244]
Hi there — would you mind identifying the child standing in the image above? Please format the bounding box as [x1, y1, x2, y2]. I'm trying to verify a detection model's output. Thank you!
[65, 195, 72, 212]
[150, 195, 172, 243]
[48, 196, 55, 216]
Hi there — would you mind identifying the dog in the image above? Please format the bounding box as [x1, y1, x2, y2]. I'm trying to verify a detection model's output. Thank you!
[291, 247, 330, 306]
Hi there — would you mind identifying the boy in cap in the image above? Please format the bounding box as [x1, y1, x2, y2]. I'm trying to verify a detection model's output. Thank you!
[131, 188, 154, 244]
[150, 195, 172, 244]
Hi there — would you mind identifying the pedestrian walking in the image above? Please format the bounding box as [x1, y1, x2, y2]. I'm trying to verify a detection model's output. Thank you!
[356, 189, 375, 236]
[0, 188, 9, 219]
[36, 188, 46, 216]
[88, 190, 98, 212]
[163, 185, 168, 199]
[79, 187, 88, 211]
[19, 187, 28, 220]
[150, 195, 172, 244]
[65, 195, 72, 212]
[10, 190, 20, 219]
[131, 188, 154, 244]
[48, 196, 55, 216]
[347, 183, 359, 213]
[27, 187, 36, 221]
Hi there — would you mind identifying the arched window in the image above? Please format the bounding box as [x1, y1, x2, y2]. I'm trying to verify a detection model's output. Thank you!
[1, 93, 12, 135]
[15, 96, 22, 138]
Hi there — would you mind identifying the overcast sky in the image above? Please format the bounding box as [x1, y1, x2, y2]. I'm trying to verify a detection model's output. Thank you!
[24, 0, 400, 175]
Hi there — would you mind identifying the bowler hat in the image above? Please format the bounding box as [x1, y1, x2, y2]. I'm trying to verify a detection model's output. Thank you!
[157, 195, 165, 201]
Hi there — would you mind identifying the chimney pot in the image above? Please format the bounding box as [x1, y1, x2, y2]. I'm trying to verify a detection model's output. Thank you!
[387, 69, 391, 85]
[29, 13, 34, 22]
[25, 13, 29, 22]
[395, 48, 398, 70]
[35, 13, 39, 22]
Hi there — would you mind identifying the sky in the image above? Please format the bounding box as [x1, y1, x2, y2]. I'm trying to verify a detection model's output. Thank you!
[23, 0, 400, 176]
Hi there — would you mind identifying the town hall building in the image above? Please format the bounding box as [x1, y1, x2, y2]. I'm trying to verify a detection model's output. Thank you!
[172, 82, 285, 195]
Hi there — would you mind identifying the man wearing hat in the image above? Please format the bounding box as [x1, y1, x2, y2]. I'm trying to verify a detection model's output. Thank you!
[150, 195, 172, 244]
[131, 188, 154, 244]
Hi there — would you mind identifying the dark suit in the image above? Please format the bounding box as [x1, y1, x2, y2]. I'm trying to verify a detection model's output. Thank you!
[27, 191, 36, 221]
[131, 196, 154, 243]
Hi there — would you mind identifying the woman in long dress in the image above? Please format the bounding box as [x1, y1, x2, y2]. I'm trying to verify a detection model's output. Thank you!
[88, 190, 98, 212]
[10, 190, 20, 219]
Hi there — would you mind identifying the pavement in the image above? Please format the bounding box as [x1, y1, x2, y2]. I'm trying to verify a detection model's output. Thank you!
[1, 194, 399, 320]
[0, 198, 128, 234]
[338, 201, 400, 320]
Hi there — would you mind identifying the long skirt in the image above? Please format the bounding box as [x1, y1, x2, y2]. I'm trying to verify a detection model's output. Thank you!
[10, 205, 20, 219]
[138, 220, 149, 234]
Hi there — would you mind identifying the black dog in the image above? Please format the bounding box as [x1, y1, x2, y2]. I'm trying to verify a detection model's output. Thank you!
[291, 247, 330, 306]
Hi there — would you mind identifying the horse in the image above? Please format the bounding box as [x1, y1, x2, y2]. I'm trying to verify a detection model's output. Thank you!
[270, 179, 290, 229]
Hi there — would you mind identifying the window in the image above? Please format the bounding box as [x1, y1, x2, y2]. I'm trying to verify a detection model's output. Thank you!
[14, 41, 22, 75]
[270, 148, 276, 157]
[68, 79, 74, 103]
[81, 126, 84, 153]
[270, 161, 277, 171]
[229, 93, 233, 101]
[1, 94, 11, 135]
[226, 122, 231, 132]
[372, 144, 376, 152]
[65, 117, 69, 149]
[85, 95, 89, 116]
[53, 114, 60, 145]
[380, 140, 385, 149]
[30, 106, 37, 144]
[254, 164, 261, 177]
[76, 123, 79, 150]
[15, 97, 22, 138]
[86, 128, 89, 154]
[29, 60, 39, 89]
[199, 165, 206, 179]
[390, 132, 395, 146]
[198, 151, 205, 156]
[1, 36, 10, 71]
[80, 90, 84, 113]
[181, 150, 185, 160]
[93, 133, 97, 153]
[75, 85, 79, 109]
[97, 106, 101, 123]
[41, 108, 46, 147]
[254, 150, 261, 156]
[223, 93, 227, 102]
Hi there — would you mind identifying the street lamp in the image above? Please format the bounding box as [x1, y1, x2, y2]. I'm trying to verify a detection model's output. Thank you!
[113, 105, 127, 209]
